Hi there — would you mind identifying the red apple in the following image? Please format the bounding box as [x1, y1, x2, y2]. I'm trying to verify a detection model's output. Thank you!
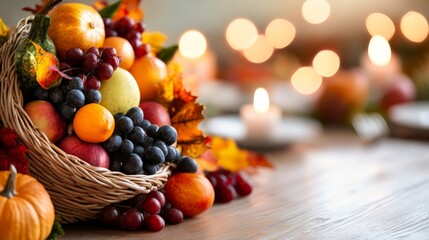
[24, 100, 67, 143]
[58, 135, 110, 168]
[139, 101, 171, 126]
[379, 74, 416, 112]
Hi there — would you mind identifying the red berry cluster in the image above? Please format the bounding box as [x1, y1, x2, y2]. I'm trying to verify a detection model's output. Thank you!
[205, 169, 253, 203]
[99, 190, 184, 232]
[103, 16, 150, 58]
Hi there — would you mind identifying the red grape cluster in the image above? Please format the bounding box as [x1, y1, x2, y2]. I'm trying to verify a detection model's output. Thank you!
[60, 46, 120, 90]
[205, 169, 253, 203]
[103, 16, 150, 58]
[99, 190, 184, 231]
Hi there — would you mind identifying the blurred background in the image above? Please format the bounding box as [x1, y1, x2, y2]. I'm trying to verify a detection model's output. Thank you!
[2, 0, 429, 127]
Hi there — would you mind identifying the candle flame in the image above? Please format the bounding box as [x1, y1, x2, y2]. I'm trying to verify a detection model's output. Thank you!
[253, 88, 270, 113]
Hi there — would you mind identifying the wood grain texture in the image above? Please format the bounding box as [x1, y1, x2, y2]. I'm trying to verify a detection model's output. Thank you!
[62, 130, 429, 239]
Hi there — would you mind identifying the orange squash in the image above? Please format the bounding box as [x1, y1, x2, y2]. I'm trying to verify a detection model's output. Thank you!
[47, 3, 105, 59]
[0, 165, 55, 240]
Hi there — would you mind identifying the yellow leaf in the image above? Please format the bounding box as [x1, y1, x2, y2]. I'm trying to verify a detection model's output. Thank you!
[30, 40, 62, 89]
[211, 137, 249, 172]
[142, 31, 168, 54]
[0, 18, 8, 46]
[0, 18, 8, 37]
[179, 139, 209, 159]
[204, 136, 273, 172]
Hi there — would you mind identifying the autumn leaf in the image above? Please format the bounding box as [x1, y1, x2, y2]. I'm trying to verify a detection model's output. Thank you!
[0, 18, 9, 46]
[156, 62, 208, 158]
[196, 147, 220, 172]
[172, 103, 206, 157]
[198, 137, 273, 172]
[93, 0, 108, 11]
[158, 45, 178, 64]
[142, 31, 168, 55]
[22, 0, 49, 14]
[98, 1, 122, 19]
[172, 103, 205, 142]
[30, 40, 63, 89]
[156, 63, 197, 113]
[114, 0, 143, 21]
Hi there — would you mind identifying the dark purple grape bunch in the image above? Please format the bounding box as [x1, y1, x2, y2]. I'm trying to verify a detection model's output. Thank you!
[103, 106, 198, 175]
[103, 16, 151, 58]
[99, 190, 184, 231]
[32, 76, 102, 121]
[205, 169, 253, 204]
[61, 47, 120, 89]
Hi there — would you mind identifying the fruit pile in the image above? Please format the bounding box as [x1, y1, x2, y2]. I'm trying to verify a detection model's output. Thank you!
[18, 1, 178, 176]
[11, 0, 256, 233]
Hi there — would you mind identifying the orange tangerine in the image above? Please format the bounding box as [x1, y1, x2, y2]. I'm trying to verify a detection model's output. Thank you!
[128, 54, 167, 101]
[102, 36, 135, 70]
[73, 103, 115, 143]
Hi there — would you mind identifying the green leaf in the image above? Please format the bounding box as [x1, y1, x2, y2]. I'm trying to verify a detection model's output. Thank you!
[158, 45, 178, 64]
[46, 218, 64, 240]
[98, 0, 122, 19]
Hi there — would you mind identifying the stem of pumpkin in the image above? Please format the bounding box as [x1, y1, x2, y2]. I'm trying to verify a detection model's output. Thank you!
[0, 165, 17, 198]
[39, 0, 63, 16]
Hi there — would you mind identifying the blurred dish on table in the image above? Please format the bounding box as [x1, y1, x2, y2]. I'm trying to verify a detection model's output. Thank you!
[389, 101, 429, 130]
[199, 115, 322, 151]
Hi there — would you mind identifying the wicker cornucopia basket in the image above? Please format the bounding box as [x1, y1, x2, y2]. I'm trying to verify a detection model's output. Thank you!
[0, 16, 171, 224]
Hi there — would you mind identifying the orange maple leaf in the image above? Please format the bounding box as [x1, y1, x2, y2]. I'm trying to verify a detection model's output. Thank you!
[113, 0, 144, 21]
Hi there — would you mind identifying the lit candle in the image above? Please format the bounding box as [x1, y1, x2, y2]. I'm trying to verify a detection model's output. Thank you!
[239, 88, 282, 140]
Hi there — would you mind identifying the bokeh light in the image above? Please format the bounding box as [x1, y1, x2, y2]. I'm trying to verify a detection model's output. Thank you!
[400, 11, 429, 43]
[242, 35, 275, 64]
[368, 35, 391, 66]
[265, 19, 296, 49]
[366, 13, 395, 40]
[291, 67, 323, 95]
[302, 0, 331, 24]
[312, 50, 340, 77]
[253, 88, 270, 113]
[226, 18, 258, 50]
[179, 30, 207, 59]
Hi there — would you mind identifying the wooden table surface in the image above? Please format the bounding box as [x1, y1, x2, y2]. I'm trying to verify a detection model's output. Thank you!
[62, 130, 429, 239]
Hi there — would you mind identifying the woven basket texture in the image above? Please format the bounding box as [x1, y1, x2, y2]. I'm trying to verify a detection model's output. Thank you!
[0, 16, 171, 224]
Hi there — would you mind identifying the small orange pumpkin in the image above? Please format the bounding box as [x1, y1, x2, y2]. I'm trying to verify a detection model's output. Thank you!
[0, 165, 55, 240]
